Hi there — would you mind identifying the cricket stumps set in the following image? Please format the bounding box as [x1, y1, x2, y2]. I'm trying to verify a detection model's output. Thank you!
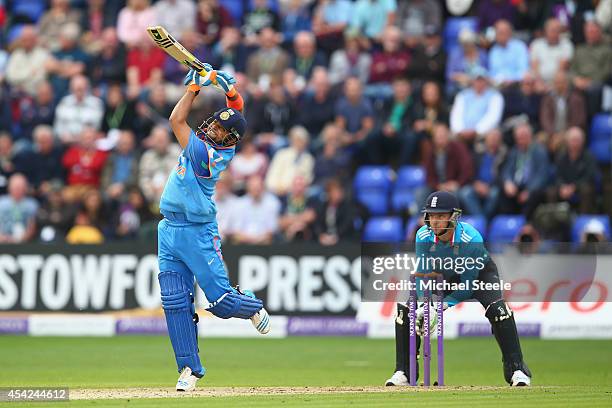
[409, 274, 444, 386]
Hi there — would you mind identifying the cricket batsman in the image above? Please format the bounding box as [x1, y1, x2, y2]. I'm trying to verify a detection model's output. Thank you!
[157, 66, 271, 391]
[385, 191, 532, 387]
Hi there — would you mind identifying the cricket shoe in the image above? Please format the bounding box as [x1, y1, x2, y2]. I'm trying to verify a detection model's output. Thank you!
[176, 367, 204, 391]
[385, 370, 409, 386]
[251, 307, 271, 334]
[510, 370, 531, 387]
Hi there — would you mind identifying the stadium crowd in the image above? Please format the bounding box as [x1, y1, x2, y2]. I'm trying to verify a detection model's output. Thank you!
[0, 0, 610, 245]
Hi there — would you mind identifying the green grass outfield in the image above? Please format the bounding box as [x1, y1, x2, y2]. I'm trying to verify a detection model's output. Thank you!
[0, 336, 610, 407]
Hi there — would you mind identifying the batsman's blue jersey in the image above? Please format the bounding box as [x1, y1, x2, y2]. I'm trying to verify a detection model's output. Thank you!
[160, 130, 235, 222]
[415, 222, 490, 306]
[158, 130, 236, 305]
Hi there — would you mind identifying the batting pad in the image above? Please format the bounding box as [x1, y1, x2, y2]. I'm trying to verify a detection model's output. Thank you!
[206, 291, 263, 319]
[159, 271, 204, 375]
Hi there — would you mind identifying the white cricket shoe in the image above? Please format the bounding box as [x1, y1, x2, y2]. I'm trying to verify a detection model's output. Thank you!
[176, 367, 200, 392]
[510, 370, 531, 387]
[251, 308, 271, 334]
[385, 370, 409, 386]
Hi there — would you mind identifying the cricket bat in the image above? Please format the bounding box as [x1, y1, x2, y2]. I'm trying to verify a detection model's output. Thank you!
[146, 26, 234, 93]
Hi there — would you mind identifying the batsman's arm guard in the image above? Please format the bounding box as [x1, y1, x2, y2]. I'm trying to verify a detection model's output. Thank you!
[225, 89, 244, 113]
[206, 288, 263, 319]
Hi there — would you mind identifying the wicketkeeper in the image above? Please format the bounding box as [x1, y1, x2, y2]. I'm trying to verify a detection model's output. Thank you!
[386, 191, 532, 387]
[158, 66, 271, 392]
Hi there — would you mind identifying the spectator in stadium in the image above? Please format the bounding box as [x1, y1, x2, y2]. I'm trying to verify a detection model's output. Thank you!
[6, 25, 49, 96]
[540, 70, 587, 153]
[289, 31, 326, 83]
[45, 22, 89, 100]
[231, 175, 281, 245]
[134, 84, 173, 139]
[450, 67, 504, 143]
[249, 81, 296, 147]
[155, 0, 196, 40]
[278, 175, 317, 242]
[116, 0, 157, 49]
[62, 127, 108, 199]
[328, 32, 371, 86]
[530, 18, 574, 85]
[229, 138, 268, 192]
[579, 219, 608, 244]
[53, 75, 104, 144]
[416, 123, 474, 207]
[596, 0, 612, 33]
[502, 72, 542, 125]
[265, 126, 314, 197]
[570, 20, 612, 115]
[27, 125, 65, 195]
[213, 173, 238, 241]
[514, 0, 548, 33]
[126, 39, 166, 91]
[242, 0, 282, 45]
[196, 0, 234, 46]
[406, 25, 446, 84]
[90, 28, 127, 87]
[312, 0, 353, 52]
[334, 77, 375, 147]
[500, 122, 549, 219]
[246, 28, 290, 95]
[298, 67, 337, 136]
[212, 27, 249, 74]
[36, 182, 76, 242]
[38, 0, 83, 52]
[281, 0, 312, 46]
[101, 130, 139, 202]
[396, 0, 442, 44]
[365, 77, 414, 165]
[313, 123, 351, 187]
[0, 88, 10, 133]
[314, 178, 357, 245]
[101, 84, 137, 133]
[17, 81, 56, 142]
[477, 0, 517, 31]
[411, 80, 449, 140]
[113, 187, 155, 240]
[79, 0, 118, 55]
[138, 126, 181, 207]
[459, 128, 507, 218]
[350, 0, 397, 43]
[66, 190, 108, 244]
[445, 28, 488, 96]
[0, 173, 38, 243]
[0, 134, 20, 195]
[549, 127, 597, 214]
[488, 20, 529, 87]
[368, 26, 410, 87]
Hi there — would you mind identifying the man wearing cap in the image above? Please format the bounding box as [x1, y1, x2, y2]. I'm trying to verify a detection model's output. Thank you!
[157, 66, 271, 392]
[450, 66, 504, 143]
[385, 190, 532, 387]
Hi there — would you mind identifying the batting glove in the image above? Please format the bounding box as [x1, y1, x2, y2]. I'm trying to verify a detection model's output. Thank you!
[415, 301, 448, 337]
[213, 70, 236, 94]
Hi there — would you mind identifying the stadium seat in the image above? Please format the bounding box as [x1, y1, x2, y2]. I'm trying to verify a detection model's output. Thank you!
[391, 166, 425, 212]
[11, 0, 46, 23]
[460, 215, 487, 239]
[354, 166, 393, 192]
[6, 24, 25, 45]
[589, 139, 611, 164]
[443, 17, 478, 51]
[363, 217, 404, 242]
[357, 190, 389, 216]
[488, 215, 526, 243]
[405, 217, 423, 240]
[354, 166, 393, 215]
[590, 113, 612, 143]
[571, 215, 611, 243]
[224, 0, 246, 22]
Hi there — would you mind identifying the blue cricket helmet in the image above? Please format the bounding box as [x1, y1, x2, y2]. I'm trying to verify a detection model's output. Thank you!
[422, 190, 462, 231]
[199, 107, 247, 147]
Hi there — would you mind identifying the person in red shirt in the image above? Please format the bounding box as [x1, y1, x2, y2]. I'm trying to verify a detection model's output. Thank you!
[126, 40, 166, 91]
[369, 26, 411, 84]
[62, 127, 108, 201]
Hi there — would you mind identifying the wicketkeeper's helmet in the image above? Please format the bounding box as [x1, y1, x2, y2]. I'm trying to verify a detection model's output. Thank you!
[422, 191, 462, 231]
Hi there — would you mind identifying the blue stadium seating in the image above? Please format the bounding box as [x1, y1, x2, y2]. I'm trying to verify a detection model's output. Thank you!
[488, 215, 526, 243]
[391, 166, 425, 212]
[6, 25, 25, 45]
[405, 217, 422, 240]
[571, 215, 611, 242]
[589, 114, 612, 163]
[354, 166, 393, 215]
[460, 215, 487, 239]
[443, 17, 478, 52]
[11, 0, 46, 23]
[363, 217, 404, 242]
